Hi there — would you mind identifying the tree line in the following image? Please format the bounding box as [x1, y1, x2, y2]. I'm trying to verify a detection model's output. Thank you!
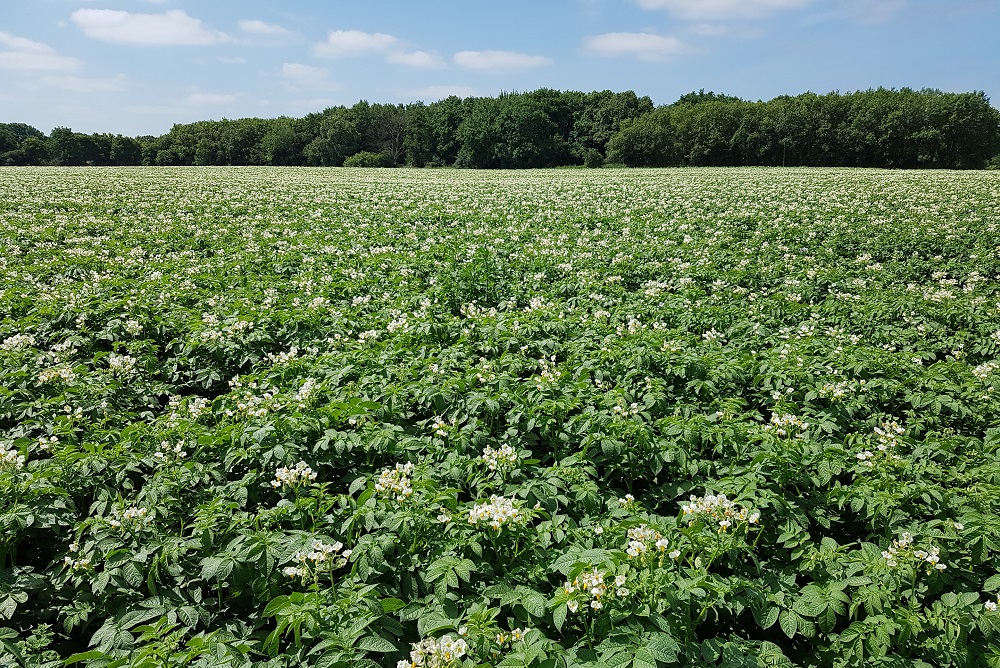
[3, 88, 999, 169]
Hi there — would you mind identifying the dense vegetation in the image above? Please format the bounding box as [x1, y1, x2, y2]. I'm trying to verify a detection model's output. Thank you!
[2, 166, 1000, 667]
[3, 88, 999, 170]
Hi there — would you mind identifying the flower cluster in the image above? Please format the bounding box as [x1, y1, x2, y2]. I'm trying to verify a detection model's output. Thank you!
[38, 365, 76, 384]
[266, 346, 299, 365]
[397, 635, 468, 668]
[109, 506, 151, 530]
[123, 319, 143, 336]
[63, 541, 90, 571]
[153, 440, 188, 462]
[972, 361, 998, 381]
[625, 524, 669, 560]
[857, 420, 907, 467]
[282, 540, 351, 580]
[612, 400, 640, 418]
[107, 353, 138, 377]
[985, 595, 999, 612]
[468, 495, 524, 532]
[36, 435, 59, 452]
[481, 444, 518, 472]
[1, 333, 36, 351]
[680, 493, 760, 532]
[198, 316, 255, 343]
[163, 395, 212, 427]
[874, 420, 905, 450]
[292, 378, 318, 407]
[702, 328, 724, 343]
[881, 532, 947, 572]
[817, 378, 866, 400]
[496, 628, 530, 645]
[564, 569, 629, 612]
[271, 461, 318, 489]
[0, 443, 26, 471]
[375, 462, 415, 500]
[224, 378, 279, 419]
[430, 417, 449, 437]
[533, 356, 561, 389]
[764, 413, 809, 438]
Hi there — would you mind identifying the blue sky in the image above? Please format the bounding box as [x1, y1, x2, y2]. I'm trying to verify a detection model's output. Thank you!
[2, 0, 998, 136]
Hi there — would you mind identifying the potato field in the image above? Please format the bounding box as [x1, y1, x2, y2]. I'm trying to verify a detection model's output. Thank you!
[2, 166, 1000, 667]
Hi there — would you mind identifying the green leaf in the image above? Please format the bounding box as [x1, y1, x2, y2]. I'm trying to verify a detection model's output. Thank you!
[63, 650, 106, 664]
[121, 561, 144, 588]
[632, 648, 657, 668]
[779, 610, 798, 639]
[357, 635, 397, 653]
[552, 603, 567, 632]
[263, 595, 290, 617]
[381, 597, 406, 613]
[516, 587, 547, 618]
[646, 633, 680, 662]
[757, 606, 780, 629]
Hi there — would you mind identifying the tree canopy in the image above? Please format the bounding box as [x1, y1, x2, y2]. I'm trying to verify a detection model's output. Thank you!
[3, 87, 998, 169]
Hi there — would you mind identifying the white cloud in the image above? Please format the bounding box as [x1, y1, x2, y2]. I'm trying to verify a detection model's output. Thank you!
[186, 93, 236, 105]
[0, 31, 80, 71]
[281, 62, 335, 89]
[70, 9, 233, 46]
[689, 23, 730, 35]
[452, 50, 552, 72]
[848, 0, 908, 25]
[313, 30, 397, 58]
[584, 32, 686, 60]
[634, 0, 812, 20]
[387, 50, 446, 69]
[407, 85, 479, 100]
[40, 74, 128, 92]
[238, 19, 290, 36]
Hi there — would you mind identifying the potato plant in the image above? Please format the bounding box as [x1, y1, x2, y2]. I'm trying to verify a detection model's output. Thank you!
[1, 166, 999, 667]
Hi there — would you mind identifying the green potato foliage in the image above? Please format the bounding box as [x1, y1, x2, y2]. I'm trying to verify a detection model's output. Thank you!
[0, 166, 999, 667]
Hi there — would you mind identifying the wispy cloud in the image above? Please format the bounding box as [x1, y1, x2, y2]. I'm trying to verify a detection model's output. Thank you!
[238, 19, 290, 36]
[584, 32, 687, 60]
[847, 0, 908, 25]
[70, 9, 233, 46]
[186, 92, 236, 105]
[313, 30, 397, 58]
[803, 0, 908, 27]
[281, 62, 336, 90]
[40, 74, 128, 92]
[0, 31, 80, 71]
[634, 0, 812, 20]
[452, 50, 552, 72]
[313, 29, 451, 68]
[387, 50, 446, 69]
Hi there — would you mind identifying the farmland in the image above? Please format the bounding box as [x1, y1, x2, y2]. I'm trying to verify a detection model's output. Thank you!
[2, 166, 1000, 667]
